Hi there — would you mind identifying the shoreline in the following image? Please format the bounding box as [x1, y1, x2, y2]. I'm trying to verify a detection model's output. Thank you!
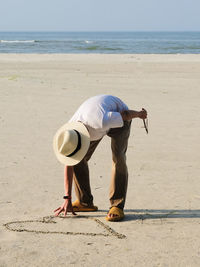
[1, 53, 200, 62]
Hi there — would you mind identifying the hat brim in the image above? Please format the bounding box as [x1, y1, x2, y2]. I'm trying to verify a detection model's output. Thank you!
[53, 122, 90, 166]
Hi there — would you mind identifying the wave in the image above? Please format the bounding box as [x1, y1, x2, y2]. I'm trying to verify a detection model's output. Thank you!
[163, 46, 200, 50]
[84, 40, 93, 44]
[0, 40, 36, 43]
[79, 45, 123, 51]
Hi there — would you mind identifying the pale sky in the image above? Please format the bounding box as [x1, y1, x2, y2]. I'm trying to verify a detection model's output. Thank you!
[0, 0, 200, 31]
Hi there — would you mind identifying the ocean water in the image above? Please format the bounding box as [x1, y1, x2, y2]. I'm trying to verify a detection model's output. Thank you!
[0, 31, 200, 54]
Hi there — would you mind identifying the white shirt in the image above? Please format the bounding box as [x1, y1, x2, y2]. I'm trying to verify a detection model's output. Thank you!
[69, 95, 129, 141]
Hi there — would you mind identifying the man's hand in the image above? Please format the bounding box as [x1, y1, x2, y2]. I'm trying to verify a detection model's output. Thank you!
[121, 108, 148, 121]
[54, 199, 76, 216]
[138, 108, 147, 119]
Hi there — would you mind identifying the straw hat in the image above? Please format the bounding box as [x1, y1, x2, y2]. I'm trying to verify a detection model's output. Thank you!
[53, 122, 90, 166]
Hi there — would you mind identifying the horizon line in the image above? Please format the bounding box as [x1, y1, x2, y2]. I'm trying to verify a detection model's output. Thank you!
[0, 30, 200, 33]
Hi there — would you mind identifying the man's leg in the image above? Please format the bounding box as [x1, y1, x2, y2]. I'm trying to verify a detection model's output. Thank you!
[107, 121, 131, 210]
[73, 139, 101, 205]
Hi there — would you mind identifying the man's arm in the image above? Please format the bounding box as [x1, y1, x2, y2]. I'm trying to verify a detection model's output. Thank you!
[54, 166, 76, 216]
[64, 165, 73, 197]
[120, 108, 147, 121]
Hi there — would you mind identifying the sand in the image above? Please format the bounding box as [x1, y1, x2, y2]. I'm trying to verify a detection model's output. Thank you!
[0, 54, 200, 267]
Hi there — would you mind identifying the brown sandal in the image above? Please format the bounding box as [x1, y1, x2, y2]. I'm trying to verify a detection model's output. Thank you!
[106, 207, 124, 221]
[72, 200, 98, 212]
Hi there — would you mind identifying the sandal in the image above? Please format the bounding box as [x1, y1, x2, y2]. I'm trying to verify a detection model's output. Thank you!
[72, 200, 98, 212]
[105, 207, 124, 222]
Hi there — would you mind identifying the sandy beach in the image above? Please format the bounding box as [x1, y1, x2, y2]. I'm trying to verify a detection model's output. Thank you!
[1, 54, 200, 266]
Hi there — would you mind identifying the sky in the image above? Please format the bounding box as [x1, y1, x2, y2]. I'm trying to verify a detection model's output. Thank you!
[0, 0, 200, 31]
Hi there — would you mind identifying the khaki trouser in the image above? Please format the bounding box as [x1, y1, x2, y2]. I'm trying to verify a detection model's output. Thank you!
[73, 121, 131, 209]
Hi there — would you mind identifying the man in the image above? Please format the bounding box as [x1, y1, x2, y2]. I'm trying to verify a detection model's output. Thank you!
[53, 95, 147, 221]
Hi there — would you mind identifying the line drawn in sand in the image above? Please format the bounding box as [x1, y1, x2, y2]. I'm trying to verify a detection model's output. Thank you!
[3, 215, 126, 239]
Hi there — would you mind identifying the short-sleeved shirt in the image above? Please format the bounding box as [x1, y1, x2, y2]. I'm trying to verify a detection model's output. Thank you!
[69, 95, 129, 141]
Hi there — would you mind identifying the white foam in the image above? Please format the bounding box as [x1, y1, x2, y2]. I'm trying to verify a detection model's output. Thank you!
[85, 40, 93, 44]
[0, 40, 35, 43]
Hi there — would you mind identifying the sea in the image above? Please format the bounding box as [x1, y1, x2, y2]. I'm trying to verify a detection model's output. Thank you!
[0, 31, 200, 54]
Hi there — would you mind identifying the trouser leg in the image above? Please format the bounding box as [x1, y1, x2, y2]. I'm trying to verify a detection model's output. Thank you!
[107, 121, 131, 209]
[73, 139, 101, 205]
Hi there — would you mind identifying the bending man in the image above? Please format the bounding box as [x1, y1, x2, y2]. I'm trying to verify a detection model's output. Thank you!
[53, 94, 147, 221]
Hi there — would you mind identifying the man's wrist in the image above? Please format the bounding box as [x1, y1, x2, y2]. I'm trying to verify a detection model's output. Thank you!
[137, 111, 142, 118]
[63, 196, 72, 200]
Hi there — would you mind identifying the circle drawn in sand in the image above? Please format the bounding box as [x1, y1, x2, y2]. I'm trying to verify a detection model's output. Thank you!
[3, 215, 126, 239]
